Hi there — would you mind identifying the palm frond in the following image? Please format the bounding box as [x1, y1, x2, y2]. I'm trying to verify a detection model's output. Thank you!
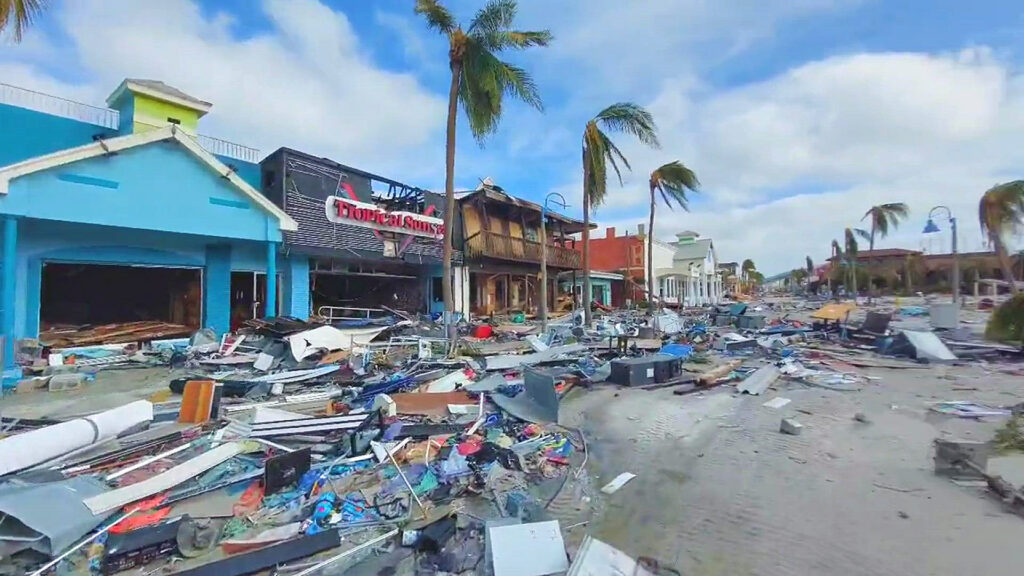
[595, 103, 660, 148]
[468, 0, 516, 33]
[414, 0, 455, 34]
[979, 181, 1024, 237]
[458, 40, 545, 140]
[650, 161, 699, 211]
[1, 0, 45, 42]
[477, 29, 553, 51]
[599, 130, 630, 185]
[862, 202, 909, 239]
[853, 227, 871, 243]
[845, 228, 860, 255]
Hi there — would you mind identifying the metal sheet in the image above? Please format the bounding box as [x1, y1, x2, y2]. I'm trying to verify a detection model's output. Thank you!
[84, 442, 244, 515]
[490, 369, 559, 424]
[484, 344, 586, 371]
[736, 365, 780, 396]
[0, 476, 111, 557]
[900, 330, 957, 362]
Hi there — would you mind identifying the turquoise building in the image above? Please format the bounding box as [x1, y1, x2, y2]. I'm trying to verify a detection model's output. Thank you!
[0, 80, 309, 376]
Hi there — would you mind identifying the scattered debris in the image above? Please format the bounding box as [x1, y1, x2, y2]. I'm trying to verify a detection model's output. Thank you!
[780, 418, 804, 435]
[601, 472, 637, 494]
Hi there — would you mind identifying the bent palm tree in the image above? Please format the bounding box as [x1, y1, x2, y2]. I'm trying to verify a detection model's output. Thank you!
[862, 202, 909, 298]
[0, 0, 45, 41]
[581, 103, 659, 322]
[830, 239, 843, 295]
[845, 228, 860, 297]
[979, 181, 1024, 295]
[646, 161, 699, 314]
[415, 0, 551, 338]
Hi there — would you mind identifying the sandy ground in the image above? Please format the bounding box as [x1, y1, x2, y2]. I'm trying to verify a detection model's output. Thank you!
[562, 359, 1024, 576]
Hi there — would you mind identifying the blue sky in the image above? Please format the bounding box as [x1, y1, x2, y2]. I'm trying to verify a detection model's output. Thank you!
[2, 0, 1023, 273]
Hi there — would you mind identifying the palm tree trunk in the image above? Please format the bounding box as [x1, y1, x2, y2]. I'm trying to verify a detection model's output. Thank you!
[991, 233, 1021, 295]
[582, 157, 592, 324]
[647, 185, 655, 316]
[869, 223, 876, 302]
[441, 61, 462, 343]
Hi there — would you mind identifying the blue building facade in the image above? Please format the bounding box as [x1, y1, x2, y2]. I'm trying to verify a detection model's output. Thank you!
[0, 80, 307, 374]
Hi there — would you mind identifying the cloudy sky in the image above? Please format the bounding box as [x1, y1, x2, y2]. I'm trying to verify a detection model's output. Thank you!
[3, 0, 1023, 273]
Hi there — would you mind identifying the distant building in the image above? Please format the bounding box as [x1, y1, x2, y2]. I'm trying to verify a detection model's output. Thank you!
[655, 231, 723, 306]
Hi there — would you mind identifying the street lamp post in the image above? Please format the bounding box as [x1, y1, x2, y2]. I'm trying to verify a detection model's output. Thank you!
[923, 206, 958, 304]
[540, 192, 568, 332]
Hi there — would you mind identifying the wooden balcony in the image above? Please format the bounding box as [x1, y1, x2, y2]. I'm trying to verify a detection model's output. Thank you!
[465, 230, 581, 269]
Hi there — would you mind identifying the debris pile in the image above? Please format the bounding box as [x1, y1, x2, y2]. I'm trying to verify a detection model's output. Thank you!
[4, 294, 1023, 574]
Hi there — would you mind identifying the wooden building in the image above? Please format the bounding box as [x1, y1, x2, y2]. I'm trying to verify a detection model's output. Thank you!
[457, 182, 587, 316]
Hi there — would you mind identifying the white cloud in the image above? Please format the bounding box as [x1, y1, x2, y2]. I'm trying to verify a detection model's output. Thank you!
[1, 0, 446, 181]
[578, 48, 1024, 273]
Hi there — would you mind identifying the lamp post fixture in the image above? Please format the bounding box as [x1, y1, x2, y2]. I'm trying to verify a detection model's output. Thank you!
[540, 192, 568, 332]
[923, 205, 958, 304]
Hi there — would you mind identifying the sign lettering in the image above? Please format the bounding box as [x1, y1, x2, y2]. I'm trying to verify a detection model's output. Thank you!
[324, 196, 444, 240]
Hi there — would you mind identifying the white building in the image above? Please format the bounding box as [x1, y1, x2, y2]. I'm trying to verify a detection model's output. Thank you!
[654, 231, 723, 306]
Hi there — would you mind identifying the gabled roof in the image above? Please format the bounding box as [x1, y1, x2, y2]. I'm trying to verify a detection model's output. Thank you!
[106, 79, 212, 115]
[0, 125, 297, 231]
[673, 238, 714, 261]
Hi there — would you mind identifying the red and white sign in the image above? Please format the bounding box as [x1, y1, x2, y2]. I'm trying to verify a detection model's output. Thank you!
[324, 195, 445, 240]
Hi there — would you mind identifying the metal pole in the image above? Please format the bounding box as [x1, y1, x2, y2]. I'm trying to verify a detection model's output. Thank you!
[539, 193, 567, 332]
[540, 205, 548, 331]
[951, 216, 959, 305]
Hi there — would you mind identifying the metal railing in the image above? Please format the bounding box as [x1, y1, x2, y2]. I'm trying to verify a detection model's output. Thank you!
[465, 230, 581, 269]
[0, 82, 119, 129]
[193, 133, 261, 163]
[0, 82, 261, 163]
[317, 306, 387, 322]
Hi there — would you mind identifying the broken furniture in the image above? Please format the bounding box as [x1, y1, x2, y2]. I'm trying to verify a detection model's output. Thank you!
[847, 311, 892, 344]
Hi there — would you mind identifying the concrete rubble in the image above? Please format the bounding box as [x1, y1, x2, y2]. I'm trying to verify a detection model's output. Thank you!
[1, 294, 1022, 575]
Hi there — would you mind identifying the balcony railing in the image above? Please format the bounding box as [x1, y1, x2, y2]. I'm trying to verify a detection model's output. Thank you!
[193, 133, 261, 163]
[0, 82, 261, 163]
[0, 82, 119, 129]
[465, 230, 581, 269]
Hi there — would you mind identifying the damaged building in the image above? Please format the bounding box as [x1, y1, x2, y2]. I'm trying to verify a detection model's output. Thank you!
[456, 180, 586, 316]
[258, 148, 466, 321]
[0, 79, 303, 368]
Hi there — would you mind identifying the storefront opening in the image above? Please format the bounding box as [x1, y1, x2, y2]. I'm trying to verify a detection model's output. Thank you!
[312, 272, 423, 318]
[39, 263, 202, 331]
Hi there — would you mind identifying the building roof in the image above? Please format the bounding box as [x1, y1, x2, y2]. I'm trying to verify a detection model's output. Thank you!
[673, 238, 713, 262]
[676, 230, 700, 238]
[457, 186, 590, 233]
[829, 248, 921, 261]
[106, 79, 213, 115]
[0, 124, 296, 231]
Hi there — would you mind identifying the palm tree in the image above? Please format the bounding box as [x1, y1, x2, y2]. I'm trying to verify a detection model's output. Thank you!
[415, 0, 551, 337]
[580, 103, 659, 322]
[845, 227, 860, 297]
[979, 181, 1024, 295]
[0, 0, 45, 41]
[646, 161, 699, 314]
[830, 239, 843, 295]
[861, 202, 908, 298]
[740, 259, 756, 294]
